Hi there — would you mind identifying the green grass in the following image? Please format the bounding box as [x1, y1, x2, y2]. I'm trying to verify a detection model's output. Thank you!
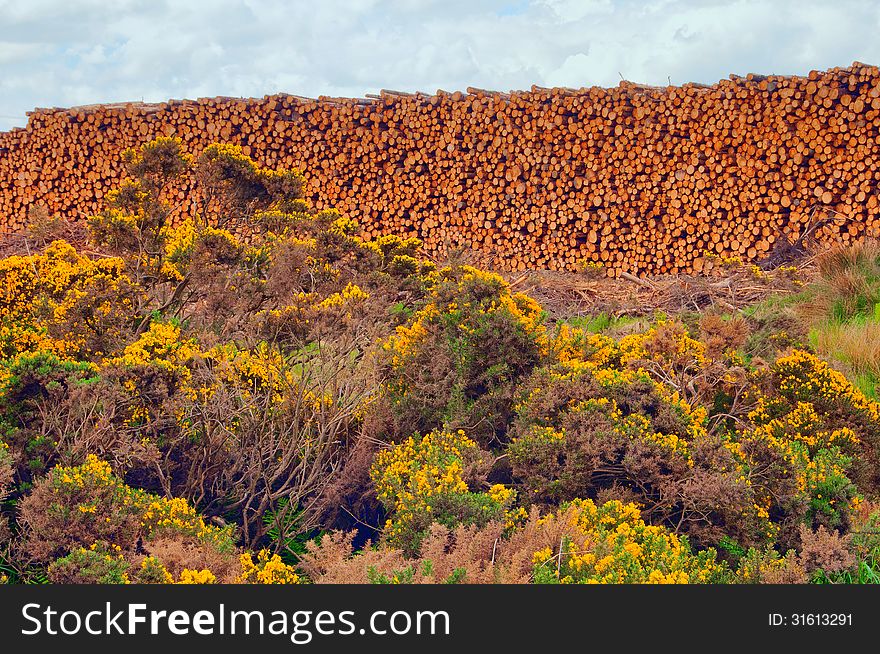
[813, 555, 880, 584]
[746, 243, 880, 399]
[807, 312, 880, 399]
[740, 287, 814, 321]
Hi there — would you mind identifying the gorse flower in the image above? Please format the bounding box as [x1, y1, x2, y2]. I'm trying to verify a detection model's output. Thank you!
[0, 240, 135, 360]
[238, 549, 301, 584]
[177, 569, 217, 584]
[370, 430, 515, 553]
[531, 499, 729, 584]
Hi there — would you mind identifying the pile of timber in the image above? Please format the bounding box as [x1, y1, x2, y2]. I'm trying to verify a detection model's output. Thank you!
[2, 63, 880, 275]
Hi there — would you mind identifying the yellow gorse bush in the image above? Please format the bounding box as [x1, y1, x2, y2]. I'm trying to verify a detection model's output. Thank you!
[383, 303, 439, 368]
[104, 319, 201, 426]
[39, 455, 302, 583]
[383, 265, 548, 370]
[552, 319, 709, 377]
[0, 240, 134, 359]
[732, 349, 873, 531]
[238, 549, 302, 584]
[316, 282, 370, 309]
[770, 349, 880, 421]
[108, 320, 199, 373]
[372, 430, 473, 514]
[532, 499, 728, 584]
[370, 430, 515, 551]
[747, 401, 860, 453]
[524, 326, 873, 541]
[140, 496, 223, 545]
[49, 454, 233, 549]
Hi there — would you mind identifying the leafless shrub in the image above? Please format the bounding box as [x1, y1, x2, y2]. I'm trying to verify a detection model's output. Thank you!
[31, 378, 161, 475]
[797, 524, 855, 576]
[142, 536, 240, 583]
[170, 340, 377, 548]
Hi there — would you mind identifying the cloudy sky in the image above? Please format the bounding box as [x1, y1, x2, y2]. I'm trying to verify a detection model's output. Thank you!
[1, 0, 879, 131]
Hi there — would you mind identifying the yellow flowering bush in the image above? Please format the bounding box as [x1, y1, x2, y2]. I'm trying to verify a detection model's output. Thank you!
[316, 282, 370, 309]
[359, 234, 435, 278]
[103, 319, 201, 428]
[20, 455, 148, 559]
[382, 265, 548, 446]
[88, 138, 191, 290]
[162, 218, 197, 281]
[201, 340, 292, 402]
[551, 320, 708, 380]
[0, 240, 137, 360]
[20, 455, 234, 561]
[160, 219, 241, 282]
[531, 499, 730, 584]
[48, 544, 304, 585]
[370, 430, 515, 554]
[734, 350, 877, 536]
[197, 143, 305, 223]
[551, 324, 622, 368]
[737, 425, 859, 535]
[238, 549, 302, 584]
[512, 320, 877, 550]
[765, 349, 880, 423]
[508, 354, 760, 546]
[140, 496, 235, 552]
[108, 319, 199, 374]
[60, 551, 299, 585]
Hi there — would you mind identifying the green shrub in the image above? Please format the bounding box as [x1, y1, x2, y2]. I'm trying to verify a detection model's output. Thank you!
[370, 429, 514, 555]
[48, 546, 131, 584]
[382, 266, 547, 446]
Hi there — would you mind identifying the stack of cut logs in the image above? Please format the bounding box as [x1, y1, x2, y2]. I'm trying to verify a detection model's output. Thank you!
[2, 63, 880, 275]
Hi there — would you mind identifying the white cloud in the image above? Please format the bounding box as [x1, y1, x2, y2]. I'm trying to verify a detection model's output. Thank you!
[0, 0, 879, 130]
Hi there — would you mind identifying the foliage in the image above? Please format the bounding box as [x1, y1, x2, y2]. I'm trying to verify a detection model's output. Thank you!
[2, 138, 880, 585]
[0, 240, 138, 361]
[382, 266, 547, 447]
[510, 323, 761, 547]
[530, 499, 730, 584]
[797, 241, 880, 398]
[19, 455, 234, 561]
[237, 549, 302, 584]
[370, 429, 513, 554]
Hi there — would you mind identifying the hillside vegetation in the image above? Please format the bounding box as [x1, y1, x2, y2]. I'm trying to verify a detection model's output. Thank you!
[0, 138, 878, 584]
